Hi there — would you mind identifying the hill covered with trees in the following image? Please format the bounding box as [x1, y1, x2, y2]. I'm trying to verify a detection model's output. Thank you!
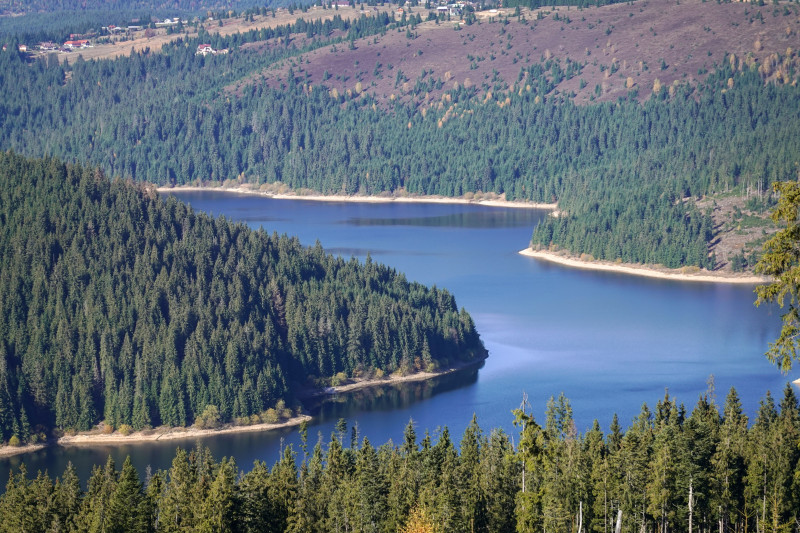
[1, 0, 800, 270]
[1, 385, 798, 532]
[0, 151, 485, 444]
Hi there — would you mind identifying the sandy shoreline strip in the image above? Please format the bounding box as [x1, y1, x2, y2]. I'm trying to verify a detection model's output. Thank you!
[0, 443, 48, 459]
[0, 417, 312, 458]
[56, 415, 313, 447]
[0, 356, 485, 458]
[298, 353, 487, 400]
[520, 248, 768, 284]
[156, 185, 557, 210]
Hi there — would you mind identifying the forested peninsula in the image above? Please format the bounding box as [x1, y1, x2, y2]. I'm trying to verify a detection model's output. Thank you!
[0, 151, 485, 446]
[1, 385, 799, 533]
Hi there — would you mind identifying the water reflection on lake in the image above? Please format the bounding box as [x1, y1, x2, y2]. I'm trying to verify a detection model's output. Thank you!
[1, 192, 793, 485]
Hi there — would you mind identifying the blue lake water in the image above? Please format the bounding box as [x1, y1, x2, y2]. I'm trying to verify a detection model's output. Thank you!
[1, 192, 794, 483]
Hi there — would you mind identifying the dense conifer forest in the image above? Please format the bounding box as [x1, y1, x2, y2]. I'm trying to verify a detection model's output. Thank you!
[1, 385, 798, 532]
[0, 3, 799, 531]
[0, 151, 485, 442]
[1, 9, 800, 268]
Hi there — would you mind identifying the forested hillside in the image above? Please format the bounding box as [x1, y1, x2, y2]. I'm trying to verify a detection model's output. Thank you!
[3, 41, 800, 269]
[2, 385, 798, 532]
[2, 0, 800, 270]
[0, 151, 484, 443]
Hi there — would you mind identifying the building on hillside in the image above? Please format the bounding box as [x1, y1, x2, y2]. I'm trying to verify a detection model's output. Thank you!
[155, 18, 187, 27]
[63, 39, 90, 49]
[196, 44, 229, 56]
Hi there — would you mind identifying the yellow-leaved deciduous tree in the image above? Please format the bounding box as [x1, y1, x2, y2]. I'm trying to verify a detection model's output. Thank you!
[652, 78, 662, 95]
[755, 181, 800, 372]
[399, 506, 438, 533]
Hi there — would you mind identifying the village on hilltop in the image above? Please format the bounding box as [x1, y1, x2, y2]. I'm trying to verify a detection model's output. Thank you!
[12, 0, 483, 58]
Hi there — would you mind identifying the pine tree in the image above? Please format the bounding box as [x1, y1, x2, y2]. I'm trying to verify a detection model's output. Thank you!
[158, 448, 198, 532]
[711, 387, 747, 532]
[107, 457, 147, 533]
[198, 457, 237, 533]
[355, 437, 387, 533]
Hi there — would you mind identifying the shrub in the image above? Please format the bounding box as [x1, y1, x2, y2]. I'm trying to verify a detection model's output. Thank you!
[196, 405, 221, 429]
[262, 408, 279, 424]
[118, 424, 134, 436]
[276, 399, 292, 419]
[331, 372, 349, 387]
[8, 435, 22, 447]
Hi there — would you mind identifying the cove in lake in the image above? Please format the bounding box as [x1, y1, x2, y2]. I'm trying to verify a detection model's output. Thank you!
[1, 192, 793, 484]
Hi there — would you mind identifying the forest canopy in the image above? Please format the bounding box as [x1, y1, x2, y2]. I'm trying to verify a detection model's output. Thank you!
[1, 15, 799, 268]
[0, 151, 485, 443]
[1, 385, 798, 532]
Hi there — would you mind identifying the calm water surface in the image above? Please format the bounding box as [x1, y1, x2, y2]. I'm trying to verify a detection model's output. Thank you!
[1, 192, 793, 483]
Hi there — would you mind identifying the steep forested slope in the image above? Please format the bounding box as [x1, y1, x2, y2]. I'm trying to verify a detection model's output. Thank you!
[3, 37, 800, 268]
[0, 151, 484, 441]
[2, 0, 800, 269]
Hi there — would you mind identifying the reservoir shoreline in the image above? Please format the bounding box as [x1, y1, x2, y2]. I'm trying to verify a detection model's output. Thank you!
[520, 248, 768, 284]
[155, 185, 558, 210]
[161, 185, 767, 285]
[0, 355, 486, 459]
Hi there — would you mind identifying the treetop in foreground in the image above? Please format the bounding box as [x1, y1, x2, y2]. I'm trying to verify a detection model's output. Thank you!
[1, 384, 798, 532]
[756, 181, 800, 372]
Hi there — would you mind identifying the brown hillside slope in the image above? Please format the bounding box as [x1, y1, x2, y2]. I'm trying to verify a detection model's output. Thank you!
[237, 0, 799, 106]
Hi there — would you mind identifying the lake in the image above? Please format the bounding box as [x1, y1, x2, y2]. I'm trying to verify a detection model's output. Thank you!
[0, 192, 793, 483]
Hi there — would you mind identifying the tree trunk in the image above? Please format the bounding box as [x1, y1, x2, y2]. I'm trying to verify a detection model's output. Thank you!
[689, 477, 694, 533]
[615, 510, 623, 533]
[760, 463, 766, 533]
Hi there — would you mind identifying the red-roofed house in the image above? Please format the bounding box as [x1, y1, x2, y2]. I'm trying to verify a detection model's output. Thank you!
[64, 39, 90, 49]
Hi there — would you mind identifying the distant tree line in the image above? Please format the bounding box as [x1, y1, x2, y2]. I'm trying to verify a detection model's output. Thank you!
[1, 384, 798, 532]
[0, 9, 162, 43]
[0, 0, 310, 17]
[0, 151, 485, 443]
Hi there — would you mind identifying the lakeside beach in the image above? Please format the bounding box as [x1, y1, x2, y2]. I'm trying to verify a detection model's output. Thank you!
[0, 355, 485, 459]
[297, 353, 487, 400]
[156, 185, 558, 210]
[520, 248, 768, 284]
[162, 185, 768, 285]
